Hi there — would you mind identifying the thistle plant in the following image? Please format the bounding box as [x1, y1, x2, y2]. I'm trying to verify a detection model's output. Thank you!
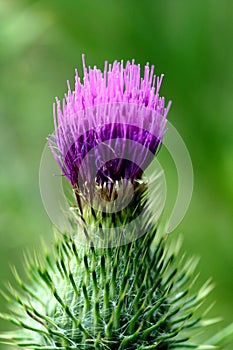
[1, 57, 233, 350]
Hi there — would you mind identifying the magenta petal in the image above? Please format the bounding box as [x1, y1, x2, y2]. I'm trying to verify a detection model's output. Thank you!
[48, 56, 171, 187]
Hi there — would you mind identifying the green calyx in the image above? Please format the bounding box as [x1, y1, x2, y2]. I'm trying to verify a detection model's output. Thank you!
[1, 225, 231, 350]
[1, 177, 233, 350]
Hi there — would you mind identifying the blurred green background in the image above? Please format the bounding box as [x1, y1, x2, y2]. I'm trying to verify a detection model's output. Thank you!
[0, 0, 232, 348]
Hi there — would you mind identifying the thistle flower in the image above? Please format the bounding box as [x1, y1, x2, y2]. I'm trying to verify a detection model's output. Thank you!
[1, 57, 233, 350]
[48, 56, 170, 208]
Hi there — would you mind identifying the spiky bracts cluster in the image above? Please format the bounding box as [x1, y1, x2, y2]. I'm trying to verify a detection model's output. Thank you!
[0, 229, 221, 350]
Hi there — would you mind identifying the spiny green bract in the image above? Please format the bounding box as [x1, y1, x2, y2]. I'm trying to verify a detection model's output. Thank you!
[0, 227, 221, 350]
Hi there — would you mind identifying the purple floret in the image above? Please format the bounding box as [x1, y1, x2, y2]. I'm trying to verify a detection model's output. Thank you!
[48, 56, 171, 189]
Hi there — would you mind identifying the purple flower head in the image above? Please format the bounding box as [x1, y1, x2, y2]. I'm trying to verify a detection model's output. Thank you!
[48, 56, 171, 198]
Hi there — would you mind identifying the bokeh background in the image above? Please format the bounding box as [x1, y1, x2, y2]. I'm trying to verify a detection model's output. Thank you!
[0, 0, 233, 349]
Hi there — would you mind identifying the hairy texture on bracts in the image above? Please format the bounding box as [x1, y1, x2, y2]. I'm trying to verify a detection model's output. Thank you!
[0, 229, 220, 350]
